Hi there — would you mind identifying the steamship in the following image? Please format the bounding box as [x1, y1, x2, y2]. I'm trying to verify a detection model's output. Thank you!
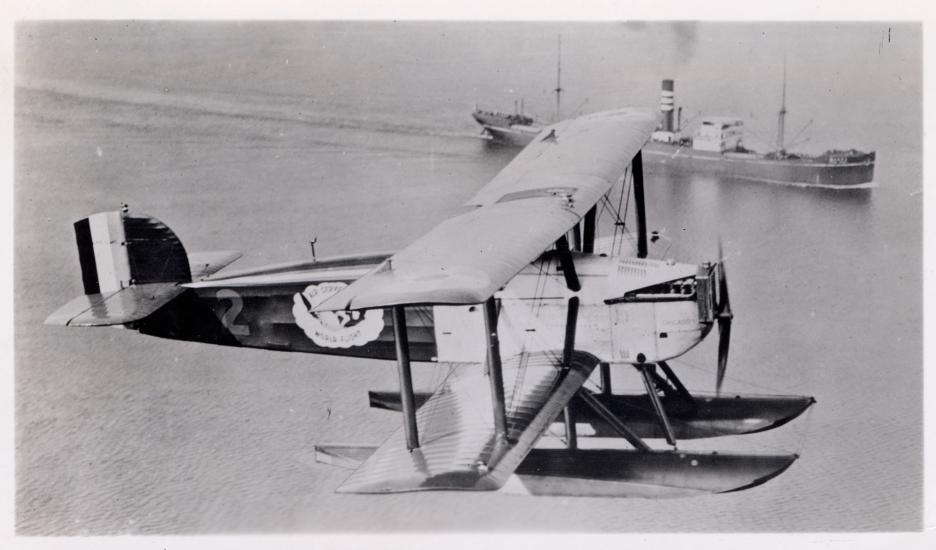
[472, 78, 876, 188]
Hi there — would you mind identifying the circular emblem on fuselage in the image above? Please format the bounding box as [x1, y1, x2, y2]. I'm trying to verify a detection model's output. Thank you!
[292, 282, 384, 348]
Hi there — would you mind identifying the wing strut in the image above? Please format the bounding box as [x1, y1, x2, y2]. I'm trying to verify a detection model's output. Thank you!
[562, 297, 580, 451]
[570, 224, 583, 252]
[391, 306, 419, 450]
[633, 151, 648, 259]
[582, 205, 597, 254]
[483, 297, 509, 451]
[554, 235, 581, 291]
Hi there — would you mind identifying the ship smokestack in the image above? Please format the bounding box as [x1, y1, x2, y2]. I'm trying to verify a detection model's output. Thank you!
[660, 79, 675, 132]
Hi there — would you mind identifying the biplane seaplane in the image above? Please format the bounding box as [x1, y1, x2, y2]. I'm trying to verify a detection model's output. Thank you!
[47, 109, 814, 498]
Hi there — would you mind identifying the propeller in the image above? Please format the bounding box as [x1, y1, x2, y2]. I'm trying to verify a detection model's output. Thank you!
[715, 239, 734, 395]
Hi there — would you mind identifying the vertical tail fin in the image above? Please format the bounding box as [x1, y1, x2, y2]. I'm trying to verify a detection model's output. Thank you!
[46, 210, 195, 327]
[74, 210, 192, 294]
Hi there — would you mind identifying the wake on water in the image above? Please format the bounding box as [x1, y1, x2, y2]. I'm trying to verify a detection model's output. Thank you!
[19, 77, 483, 143]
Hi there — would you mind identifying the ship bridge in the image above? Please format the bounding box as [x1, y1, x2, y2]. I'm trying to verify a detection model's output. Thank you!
[693, 117, 744, 153]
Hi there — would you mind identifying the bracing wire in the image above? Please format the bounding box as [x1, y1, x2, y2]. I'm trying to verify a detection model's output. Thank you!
[601, 170, 634, 259]
[406, 305, 452, 434]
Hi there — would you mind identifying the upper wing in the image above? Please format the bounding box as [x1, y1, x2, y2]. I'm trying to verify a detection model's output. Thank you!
[335, 350, 600, 493]
[464, 109, 656, 208]
[314, 109, 657, 311]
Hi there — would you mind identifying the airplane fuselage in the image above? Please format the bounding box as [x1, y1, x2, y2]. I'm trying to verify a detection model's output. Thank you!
[137, 251, 716, 366]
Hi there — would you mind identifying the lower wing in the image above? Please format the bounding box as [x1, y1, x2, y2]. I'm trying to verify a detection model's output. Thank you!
[334, 349, 600, 493]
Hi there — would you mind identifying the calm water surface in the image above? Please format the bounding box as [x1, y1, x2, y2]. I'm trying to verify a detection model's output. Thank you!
[14, 22, 922, 533]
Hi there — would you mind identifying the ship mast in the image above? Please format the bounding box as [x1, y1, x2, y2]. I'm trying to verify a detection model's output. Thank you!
[554, 34, 563, 121]
[776, 57, 787, 155]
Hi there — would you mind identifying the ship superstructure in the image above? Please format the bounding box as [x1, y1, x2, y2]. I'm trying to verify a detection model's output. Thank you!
[642, 79, 876, 188]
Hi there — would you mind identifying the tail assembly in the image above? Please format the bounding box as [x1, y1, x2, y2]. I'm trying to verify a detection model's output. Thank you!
[46, 208, 240, 327]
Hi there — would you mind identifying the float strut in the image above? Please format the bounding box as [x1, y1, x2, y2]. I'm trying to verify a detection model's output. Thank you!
[638, 362, 677, 446]
[483, 297, 509, 447]
[391, 306, 419, 451]
[577, 389, 650, 451]
[599, 362, 612, 395]
[656, 360, 697, 416]
[658, 361, 696, 404]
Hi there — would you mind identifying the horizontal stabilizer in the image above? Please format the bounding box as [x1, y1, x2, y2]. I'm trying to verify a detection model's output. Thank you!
[188, 250, 242, 280]
[45, 283, 184, 326]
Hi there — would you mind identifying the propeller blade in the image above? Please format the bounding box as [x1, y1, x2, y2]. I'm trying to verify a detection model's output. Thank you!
[715, 238, 733, 395]
[719, 269, 732, 319]
[716, 314, 732, 395]
[717, 240, 733, 319]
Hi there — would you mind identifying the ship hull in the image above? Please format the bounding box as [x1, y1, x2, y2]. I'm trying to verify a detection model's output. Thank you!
[473, 110, 540, 147]
[484, 125, 537, 147]
[473, 116, 875, 188]
[642, 142, 875, 188]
